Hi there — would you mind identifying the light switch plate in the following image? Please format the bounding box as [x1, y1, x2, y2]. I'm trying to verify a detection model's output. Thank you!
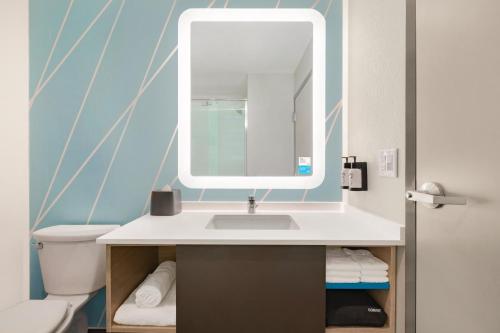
[378, 149, 398, 178]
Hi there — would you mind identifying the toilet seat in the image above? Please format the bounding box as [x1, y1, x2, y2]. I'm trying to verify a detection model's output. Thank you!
[0, 300, 69, 333]
[0, 293, 93, 333]
[46, 293, 92, 333]
[46, 293, 91, 313]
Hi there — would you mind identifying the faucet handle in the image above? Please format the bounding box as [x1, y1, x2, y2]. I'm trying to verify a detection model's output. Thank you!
[248, 195, 257, 213]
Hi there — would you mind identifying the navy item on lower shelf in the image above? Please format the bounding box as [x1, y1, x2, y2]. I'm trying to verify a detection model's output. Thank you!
[326, 290, 387, 327]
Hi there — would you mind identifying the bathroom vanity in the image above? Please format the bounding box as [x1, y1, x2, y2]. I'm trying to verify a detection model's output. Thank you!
[96, 7, 405, 333]
[98, 205, 404, 333]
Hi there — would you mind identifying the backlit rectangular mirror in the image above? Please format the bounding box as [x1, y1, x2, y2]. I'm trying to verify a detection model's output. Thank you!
[178, 9, 325, 189]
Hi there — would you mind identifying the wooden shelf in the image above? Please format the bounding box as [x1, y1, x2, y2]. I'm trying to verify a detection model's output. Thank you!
[109, 324, 176, 333]
[110, 325, 393, 333]
[325, 324, 391, 333]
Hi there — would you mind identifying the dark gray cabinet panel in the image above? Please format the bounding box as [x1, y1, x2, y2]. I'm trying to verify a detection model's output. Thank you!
[176, 245, 326, 333]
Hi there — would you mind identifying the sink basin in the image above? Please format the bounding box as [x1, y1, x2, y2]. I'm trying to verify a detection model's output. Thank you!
[206, 215, 299, 230]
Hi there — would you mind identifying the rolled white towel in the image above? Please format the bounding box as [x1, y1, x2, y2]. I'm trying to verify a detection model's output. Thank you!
[135, 261, 176, 308]
[361, 276, 389, 283]
[343, 249, 389, 271]
[326, 275, 361, 283]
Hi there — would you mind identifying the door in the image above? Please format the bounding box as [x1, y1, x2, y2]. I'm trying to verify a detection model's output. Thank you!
[415, 0, 500, 332]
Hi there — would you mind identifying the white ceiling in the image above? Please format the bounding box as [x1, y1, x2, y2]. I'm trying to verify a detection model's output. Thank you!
[191, 21, 313, 76]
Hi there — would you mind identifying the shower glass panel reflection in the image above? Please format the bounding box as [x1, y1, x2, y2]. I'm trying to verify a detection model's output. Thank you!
[191, 99, 247, 176]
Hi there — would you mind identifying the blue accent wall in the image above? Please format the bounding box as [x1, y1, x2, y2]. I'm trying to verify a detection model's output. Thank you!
[29, 0, 342, 327]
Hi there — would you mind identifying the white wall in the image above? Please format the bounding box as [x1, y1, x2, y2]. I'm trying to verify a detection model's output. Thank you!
[247, 74, 295, 176]
[347, 0, 406, 223]
[346, 1, 406, 332]
[192, 72, 248, 100]
[294, 41, 312, 94]
[0, 0, 30, 310]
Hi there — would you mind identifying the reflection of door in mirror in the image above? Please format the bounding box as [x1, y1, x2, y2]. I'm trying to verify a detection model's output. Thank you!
[191, 99, 247, 176]
[190, 21, 313, 177]
[293, 41, 313, 177]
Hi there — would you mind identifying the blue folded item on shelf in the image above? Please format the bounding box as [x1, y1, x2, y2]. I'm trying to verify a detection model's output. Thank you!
[325, 282, 390, 290]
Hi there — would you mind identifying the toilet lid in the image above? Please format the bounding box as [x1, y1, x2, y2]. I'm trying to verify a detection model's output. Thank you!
[33, 224, 120, 242]
[0, 300, 68, 333]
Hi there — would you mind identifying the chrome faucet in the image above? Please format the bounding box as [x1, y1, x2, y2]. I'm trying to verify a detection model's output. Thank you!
[248, 196, 257, 214]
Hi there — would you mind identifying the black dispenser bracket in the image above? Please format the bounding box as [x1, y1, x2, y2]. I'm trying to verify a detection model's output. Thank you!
[342, 155, 368, 191]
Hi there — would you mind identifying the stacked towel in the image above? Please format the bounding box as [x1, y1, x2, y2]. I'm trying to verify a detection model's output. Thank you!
[135, 261, 176, 308]
[325, 248, 361, 283]
[325, 270, 361, 278]
[344, 249, 389, 283]
[326, 248, 389, 283]
[326, 276, 361, 283]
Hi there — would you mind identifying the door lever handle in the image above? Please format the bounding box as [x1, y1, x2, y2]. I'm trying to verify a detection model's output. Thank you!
[406, 182, 467, 208]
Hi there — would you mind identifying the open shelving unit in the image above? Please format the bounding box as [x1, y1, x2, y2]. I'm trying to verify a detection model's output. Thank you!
[106, 245, 396, 333]
[106, 245, 177, 333]
[325, 247, 397, 333]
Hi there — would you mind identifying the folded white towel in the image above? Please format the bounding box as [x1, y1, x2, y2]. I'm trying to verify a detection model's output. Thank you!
[135, 261, 176, 308]
[343, 248, 371, 256]
[326, 247, 344, 256]
[343, 249, 389, 271]
[326, 275, 361, 283]
[115, 282, 176, 326]
[361, 276, 389, 283]
[325, 270, 361, 278]
[361, 270, 388, 277]
[326, 248, 361, 271]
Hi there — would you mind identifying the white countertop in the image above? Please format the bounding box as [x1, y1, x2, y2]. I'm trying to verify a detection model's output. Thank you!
[97, 204, 405, 246]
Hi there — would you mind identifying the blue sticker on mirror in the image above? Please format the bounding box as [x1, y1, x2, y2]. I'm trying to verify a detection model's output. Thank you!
[298, 165, 312, 175]
[297, 157, 312, 175]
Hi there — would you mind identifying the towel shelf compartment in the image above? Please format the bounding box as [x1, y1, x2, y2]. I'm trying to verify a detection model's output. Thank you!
[325, 246, 396, 333]
[106, 245, 176, 333]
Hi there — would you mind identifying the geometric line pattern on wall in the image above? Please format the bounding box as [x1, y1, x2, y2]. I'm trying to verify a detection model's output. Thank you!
[29, 0, 342, 327]
[29, 0, 114, 109]
[87, 0, 178, 224]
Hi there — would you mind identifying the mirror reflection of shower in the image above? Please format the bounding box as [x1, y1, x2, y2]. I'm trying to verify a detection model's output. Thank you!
[191, 99, 247, 176]
[189, 21, 313, 178]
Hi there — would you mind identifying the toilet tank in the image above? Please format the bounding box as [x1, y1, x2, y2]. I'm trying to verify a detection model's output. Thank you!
[33, 225, 119, 295]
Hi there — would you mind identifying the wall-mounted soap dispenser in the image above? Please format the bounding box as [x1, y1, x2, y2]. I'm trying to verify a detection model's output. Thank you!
[342, 156, 368, 191]
[341, 157, 351, 189]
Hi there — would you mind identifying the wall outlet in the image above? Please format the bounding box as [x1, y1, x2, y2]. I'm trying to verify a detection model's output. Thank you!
[378, 149, 398, 178]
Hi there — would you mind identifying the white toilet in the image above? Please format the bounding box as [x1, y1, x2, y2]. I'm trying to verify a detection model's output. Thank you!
[0, 224, 119, 333]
